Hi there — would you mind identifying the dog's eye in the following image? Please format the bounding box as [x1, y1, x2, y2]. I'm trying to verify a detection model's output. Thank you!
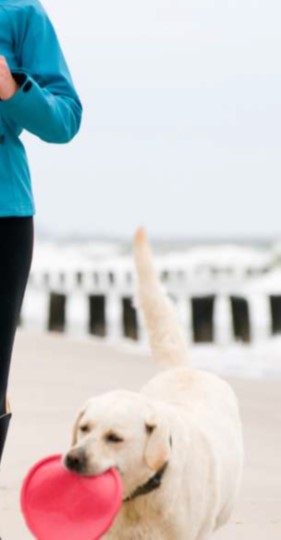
[80, 424, 90, 433]
[105, 433, 124, 443]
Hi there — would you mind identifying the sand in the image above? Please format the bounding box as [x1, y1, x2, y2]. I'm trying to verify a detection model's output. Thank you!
[0, 330, 280, 539]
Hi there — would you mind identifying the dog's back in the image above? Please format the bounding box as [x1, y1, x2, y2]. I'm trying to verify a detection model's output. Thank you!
[134, 228, 244, 535]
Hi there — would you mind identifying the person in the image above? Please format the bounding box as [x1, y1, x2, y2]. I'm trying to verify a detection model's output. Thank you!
[0, 0, 82, 467]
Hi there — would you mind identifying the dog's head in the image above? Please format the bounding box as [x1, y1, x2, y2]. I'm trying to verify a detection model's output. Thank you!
[63, 390, 171, 497]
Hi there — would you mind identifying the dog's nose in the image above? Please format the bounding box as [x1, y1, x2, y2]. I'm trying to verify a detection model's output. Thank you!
[64, 448, 87, 473]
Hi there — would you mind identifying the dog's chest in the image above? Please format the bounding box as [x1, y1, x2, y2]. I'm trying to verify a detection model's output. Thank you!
[105, 505, 175, 540]
[105, 523, 170, 540]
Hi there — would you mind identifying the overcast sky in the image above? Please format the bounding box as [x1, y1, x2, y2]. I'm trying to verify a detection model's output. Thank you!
[24, 0, 281, 239]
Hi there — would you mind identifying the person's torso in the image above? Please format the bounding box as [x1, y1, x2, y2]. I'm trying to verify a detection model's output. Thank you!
[0, 0, 35, 216]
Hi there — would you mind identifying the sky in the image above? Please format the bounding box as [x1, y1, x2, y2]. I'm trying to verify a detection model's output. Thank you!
[24, 0, 281, 240]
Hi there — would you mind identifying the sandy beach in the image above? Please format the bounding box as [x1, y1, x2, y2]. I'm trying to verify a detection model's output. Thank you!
[0, 329, 280, 539]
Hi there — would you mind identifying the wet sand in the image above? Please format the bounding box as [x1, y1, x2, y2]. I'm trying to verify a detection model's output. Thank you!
[1, 330, 281, 539]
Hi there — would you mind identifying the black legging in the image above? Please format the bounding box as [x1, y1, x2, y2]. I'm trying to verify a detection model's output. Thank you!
[0, 217, 34, 415]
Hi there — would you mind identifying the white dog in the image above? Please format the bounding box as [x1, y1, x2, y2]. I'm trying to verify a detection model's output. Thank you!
[64, 228, 243, 540]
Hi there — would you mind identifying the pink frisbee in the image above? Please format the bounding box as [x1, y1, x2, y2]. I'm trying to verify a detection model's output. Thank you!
[20, 454, 122, 540]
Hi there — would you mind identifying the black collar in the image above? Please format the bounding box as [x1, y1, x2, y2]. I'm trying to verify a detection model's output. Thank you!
[123, 461, 169, 503]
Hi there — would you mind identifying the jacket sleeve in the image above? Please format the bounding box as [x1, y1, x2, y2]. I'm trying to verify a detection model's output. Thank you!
[1, 4, 82, 143]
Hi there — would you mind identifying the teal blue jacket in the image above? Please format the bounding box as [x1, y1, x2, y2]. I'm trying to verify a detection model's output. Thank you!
[0, 0, 82, 216]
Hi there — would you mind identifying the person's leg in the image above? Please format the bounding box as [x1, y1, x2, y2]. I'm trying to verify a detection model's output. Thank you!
[0, 217, 34, 461]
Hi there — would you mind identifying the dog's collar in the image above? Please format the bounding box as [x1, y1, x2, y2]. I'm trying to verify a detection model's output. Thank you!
[123, 461, 169, 503]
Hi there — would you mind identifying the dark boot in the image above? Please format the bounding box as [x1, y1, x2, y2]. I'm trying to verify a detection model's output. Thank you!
[0, 397, 12, 463]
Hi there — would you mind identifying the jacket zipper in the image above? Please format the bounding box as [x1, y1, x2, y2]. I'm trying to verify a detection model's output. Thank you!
[0, 110, 5, 143]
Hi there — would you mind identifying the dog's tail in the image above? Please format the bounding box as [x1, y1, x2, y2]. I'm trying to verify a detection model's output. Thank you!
[134, 227, 189, 368]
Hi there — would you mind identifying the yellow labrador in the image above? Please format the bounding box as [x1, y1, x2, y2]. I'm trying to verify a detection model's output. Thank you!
[64, 229, 243, 540]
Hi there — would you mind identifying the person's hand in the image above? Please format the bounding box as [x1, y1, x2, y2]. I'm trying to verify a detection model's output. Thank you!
[0, 56, 19, 100]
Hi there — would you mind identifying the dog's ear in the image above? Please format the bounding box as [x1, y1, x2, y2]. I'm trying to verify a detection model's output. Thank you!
[71, 407, 86, 446]
[144, 415, 171, 471]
